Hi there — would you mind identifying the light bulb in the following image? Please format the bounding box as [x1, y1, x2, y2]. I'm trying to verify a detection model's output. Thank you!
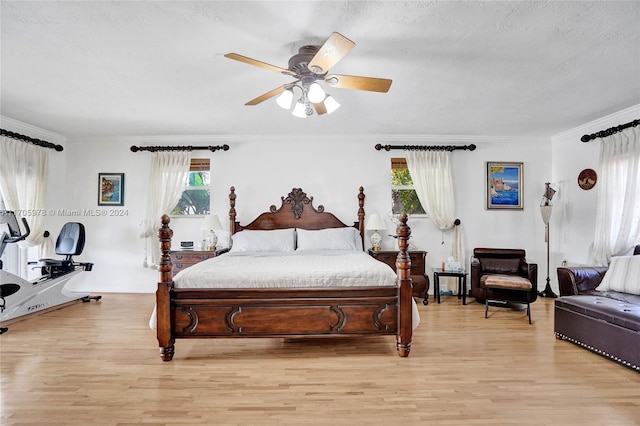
[307, 82, 326, 103]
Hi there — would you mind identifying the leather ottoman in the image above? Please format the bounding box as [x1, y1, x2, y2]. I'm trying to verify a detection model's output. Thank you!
[554, 295, 640, 371]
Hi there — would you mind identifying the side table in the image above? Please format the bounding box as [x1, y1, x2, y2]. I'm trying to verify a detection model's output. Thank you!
[432, 268, 468, 305]
[169, 248, 229, 275]
[368, 249, 430, 304]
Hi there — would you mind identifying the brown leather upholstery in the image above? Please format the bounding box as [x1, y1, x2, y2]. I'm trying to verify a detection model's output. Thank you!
[555, 247, 640, 371]
[470, 248, 538, 303]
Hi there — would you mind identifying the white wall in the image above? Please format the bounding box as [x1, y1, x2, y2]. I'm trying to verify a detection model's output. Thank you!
[551, 104, 640, 268]
[15, 106, 640, 296]
[43, 132, 549, 295]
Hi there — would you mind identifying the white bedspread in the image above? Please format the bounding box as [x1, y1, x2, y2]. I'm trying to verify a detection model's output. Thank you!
[149, 250, 420, 330]
[173, 250, 397, 289]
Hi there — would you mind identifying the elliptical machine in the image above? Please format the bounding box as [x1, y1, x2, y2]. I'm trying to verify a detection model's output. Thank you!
[0, 210, 99, 334]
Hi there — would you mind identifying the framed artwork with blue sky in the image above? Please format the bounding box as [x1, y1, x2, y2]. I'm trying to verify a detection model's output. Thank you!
[486, 162, 523, 210]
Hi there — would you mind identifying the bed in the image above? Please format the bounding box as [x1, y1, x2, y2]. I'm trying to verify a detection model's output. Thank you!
[154, 186, 416, 361]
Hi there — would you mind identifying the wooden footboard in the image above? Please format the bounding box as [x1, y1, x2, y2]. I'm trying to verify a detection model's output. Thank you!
[155, 187, 413, 361]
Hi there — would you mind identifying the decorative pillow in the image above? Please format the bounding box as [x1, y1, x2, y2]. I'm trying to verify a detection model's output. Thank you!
[229, 228, 295, 252]
[296, 227, 361, 251]
[596, 255, 640, 295]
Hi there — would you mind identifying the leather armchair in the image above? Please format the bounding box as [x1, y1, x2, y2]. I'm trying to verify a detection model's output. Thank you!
[470, 248, 538, 303]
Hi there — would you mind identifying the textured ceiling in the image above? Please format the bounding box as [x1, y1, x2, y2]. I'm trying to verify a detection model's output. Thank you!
[1, 0, 639, 140]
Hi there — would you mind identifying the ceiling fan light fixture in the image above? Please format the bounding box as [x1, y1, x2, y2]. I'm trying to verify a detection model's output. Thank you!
[324, 95, 341, 114]
[307, 82, 326, 103]
[325, 76, 339, 86]
[292, 100, 308, 118]
[225, 32, 392, 117]
[276, 88, 294, 109]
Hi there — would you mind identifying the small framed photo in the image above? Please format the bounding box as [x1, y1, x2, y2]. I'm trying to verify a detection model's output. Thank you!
[98, 173, 125, 206]
[486, 162, 523, 210]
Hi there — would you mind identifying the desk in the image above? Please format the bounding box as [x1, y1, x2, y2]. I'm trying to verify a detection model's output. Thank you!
[433, 268, 468, 305]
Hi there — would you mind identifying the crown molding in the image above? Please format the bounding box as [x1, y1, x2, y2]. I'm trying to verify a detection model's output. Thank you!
[0, 115, 67, 144]
[68, 133, 543, 146]
[551, 104, 640, 143]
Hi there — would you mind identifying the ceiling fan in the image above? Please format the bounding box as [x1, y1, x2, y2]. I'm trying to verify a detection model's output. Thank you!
[224, 32, 392, 118]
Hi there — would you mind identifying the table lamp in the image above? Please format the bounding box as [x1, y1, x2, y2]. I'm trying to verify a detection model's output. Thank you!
[365, 213, 387, 251]
[201, 214, 223, 251]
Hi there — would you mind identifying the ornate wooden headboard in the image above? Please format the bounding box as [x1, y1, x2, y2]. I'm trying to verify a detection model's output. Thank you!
[228, 186, 365, 246]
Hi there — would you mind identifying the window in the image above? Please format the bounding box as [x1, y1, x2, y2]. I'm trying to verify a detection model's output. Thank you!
[171, 158, 210, 215]
[391, 158, 426, 215]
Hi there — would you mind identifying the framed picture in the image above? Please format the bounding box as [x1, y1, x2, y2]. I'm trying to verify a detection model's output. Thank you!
[98, 173, 125, 206]
[486, 162, 523, 210]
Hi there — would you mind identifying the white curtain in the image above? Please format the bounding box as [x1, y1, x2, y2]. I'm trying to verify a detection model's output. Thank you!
[589, 126, 640, 266]
[0, 136, 49, 248]
[140, 151, 191, 268]
[406, 149, 466, 268]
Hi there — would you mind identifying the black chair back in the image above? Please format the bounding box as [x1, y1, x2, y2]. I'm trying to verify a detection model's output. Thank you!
[56, 222, 86, 258]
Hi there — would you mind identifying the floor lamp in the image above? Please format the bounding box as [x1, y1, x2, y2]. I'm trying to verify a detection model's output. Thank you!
[539, 182, 558, 298]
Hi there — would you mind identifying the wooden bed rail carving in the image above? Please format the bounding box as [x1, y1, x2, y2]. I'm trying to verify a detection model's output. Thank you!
[158, 214, 174, 285]
[157, 214, 175, 361]
[229, 186, 366, 243]
[395, 213, 412, 357]
[357, 186, 365, 248]
[272, 188, 319, 217]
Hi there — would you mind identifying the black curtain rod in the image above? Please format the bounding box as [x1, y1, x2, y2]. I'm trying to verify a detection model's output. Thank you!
[375, 143, 476, 152]
[130, 144, 230, 153]
[581, 119, 640, 142]
[0, 128, 64, 152]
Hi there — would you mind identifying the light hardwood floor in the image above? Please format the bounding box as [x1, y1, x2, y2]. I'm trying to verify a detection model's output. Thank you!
[1, 293, 639, 425]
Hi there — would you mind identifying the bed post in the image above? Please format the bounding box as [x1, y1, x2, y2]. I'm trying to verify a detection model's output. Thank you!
[157, 214, 175, 361]
[229, 186, 237, 237]
[395, 213, 412, 357]
[357, 186, 365, 248]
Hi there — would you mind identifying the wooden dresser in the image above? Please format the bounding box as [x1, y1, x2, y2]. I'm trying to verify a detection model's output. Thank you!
[368, 249, 430, 304]
[169, 249, 228, 275]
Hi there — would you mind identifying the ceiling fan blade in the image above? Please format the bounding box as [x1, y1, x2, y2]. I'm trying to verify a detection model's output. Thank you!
[307, 32, 356, 75]
[324, 74, 392, 93]
[245, 84, 291, 106]
[224, 53, 294, 76]
[313, 102, 327, 115]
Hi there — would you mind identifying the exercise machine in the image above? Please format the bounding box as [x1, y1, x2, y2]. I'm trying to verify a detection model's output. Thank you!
[0, 210, 99, 333]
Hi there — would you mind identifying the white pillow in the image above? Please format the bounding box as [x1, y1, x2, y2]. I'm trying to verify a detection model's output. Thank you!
[596, 255, 640, 295]
[229, 228, 295, 252]
[296, 227, 361, 251]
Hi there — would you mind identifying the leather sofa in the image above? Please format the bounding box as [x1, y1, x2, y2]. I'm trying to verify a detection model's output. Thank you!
[555, 246, 640, 371]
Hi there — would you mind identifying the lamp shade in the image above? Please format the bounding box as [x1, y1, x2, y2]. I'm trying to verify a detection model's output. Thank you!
[292, 100, 307, 118]
[201, 214, 223, 231]
[324, 95, 341, 114]
[365, 213, 387, 231]
[307, 82, 326, 103]
[276, 88, 294, 109]
[542, 182, 556, 202]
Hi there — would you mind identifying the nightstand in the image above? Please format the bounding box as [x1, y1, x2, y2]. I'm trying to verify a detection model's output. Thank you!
[368, 249, 430, 304]
[169, 249, 228, 275]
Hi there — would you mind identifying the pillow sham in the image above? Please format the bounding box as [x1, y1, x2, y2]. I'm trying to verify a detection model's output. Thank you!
[596, 255, 640, 295]
[296, 227, 361, 251]
[229, 228, 295, 252]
